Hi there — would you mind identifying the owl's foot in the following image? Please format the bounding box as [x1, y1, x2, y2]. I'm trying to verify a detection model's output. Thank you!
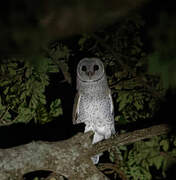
[91, 155, 99, 164]
[91, 153, 103, 164]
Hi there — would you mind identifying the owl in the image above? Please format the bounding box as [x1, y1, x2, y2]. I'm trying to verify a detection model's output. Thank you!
[73, 57, 115, 164]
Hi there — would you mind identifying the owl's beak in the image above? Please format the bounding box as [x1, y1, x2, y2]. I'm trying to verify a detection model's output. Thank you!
[87, 71, 93, 79]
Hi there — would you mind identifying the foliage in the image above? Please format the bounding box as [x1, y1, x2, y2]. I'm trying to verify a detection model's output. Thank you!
[47, 41, 72, 84]
[115, 135, 176, 180]
[0, 58, 62, 125]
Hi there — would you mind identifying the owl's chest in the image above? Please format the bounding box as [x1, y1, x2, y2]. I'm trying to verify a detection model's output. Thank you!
[79, 94, 110, 118]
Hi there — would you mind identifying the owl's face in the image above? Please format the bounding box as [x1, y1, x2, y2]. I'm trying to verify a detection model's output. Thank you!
[77, 58, 105, 82]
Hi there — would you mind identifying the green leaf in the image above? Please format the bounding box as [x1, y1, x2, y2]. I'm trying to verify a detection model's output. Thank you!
[35, 105, 50, 124]
[8, 68, 16, 76]
[171, 148, 176, 156]
[119, 145, 127, 151]
[117, 92, 129, 111]
[160, 139, 169, 152]
[15, 107, 33, 123]
[48, 64, 59, 73]
[0, 80, 10, 86]
[152, 156, 164, 170]
[109, 151, 115, 162]
[134, 100, 143, 110]
[3, 87, 9, 95]
[49, 99, 63, 117]
[3, 111, 12, 122]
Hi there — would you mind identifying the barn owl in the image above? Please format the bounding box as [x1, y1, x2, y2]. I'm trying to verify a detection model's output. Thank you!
[73, 57, 115, 164]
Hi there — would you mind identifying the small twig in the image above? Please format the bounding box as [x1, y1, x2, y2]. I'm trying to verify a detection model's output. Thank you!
[98, 163, 128, 180]
[0, 106, 10, 123]
[160, 151, 176, 161]
[50, 57, 72, 84]
[44, 49, 72, 84]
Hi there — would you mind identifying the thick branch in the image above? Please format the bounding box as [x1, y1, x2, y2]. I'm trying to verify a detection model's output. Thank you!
[0, 132, 107, 180]
[0, 124, 169, 180]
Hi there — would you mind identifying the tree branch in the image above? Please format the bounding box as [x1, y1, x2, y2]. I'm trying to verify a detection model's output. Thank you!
[0, 124, 169, 180]
[91, 124, 169, 156]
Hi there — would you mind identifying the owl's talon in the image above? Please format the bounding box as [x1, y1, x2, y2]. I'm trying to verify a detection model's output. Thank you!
[91, 155, 99, 164]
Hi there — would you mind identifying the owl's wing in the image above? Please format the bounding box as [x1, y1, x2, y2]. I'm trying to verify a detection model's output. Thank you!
[108, 88, 114, 116]
[72, 92, 81, 124]
[108, 88, 116, 134]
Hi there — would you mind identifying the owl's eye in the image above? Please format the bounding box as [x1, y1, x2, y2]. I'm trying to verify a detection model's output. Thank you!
[93, 65, 99, 71]
[81, 65, 87, 72]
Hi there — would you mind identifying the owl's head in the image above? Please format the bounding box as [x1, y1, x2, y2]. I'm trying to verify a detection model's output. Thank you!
[77, 58, 105, 82]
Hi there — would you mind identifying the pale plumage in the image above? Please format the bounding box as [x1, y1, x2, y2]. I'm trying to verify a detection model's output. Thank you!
[73, 57, 115, 164]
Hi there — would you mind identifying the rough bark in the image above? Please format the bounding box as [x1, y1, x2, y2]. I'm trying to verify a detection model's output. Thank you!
[0, 124, 169, 180]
